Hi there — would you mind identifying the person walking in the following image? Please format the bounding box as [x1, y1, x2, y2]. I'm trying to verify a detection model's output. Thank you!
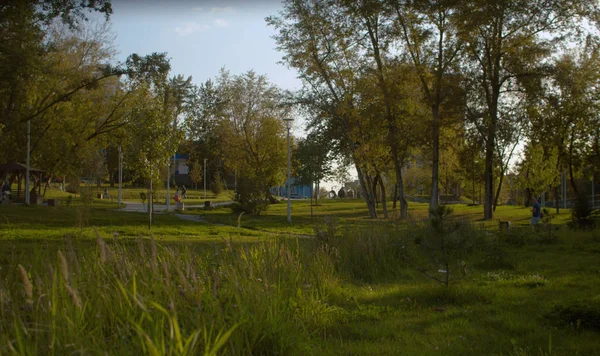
[181, 184, 187, 199]
[531, 197, 541, 227]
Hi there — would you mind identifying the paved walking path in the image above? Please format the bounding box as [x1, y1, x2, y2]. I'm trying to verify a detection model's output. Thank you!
[116, 200, 232, 213]
[115, 200, 315, 239]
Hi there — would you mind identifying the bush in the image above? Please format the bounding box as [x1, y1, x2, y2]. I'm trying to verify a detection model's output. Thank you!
[211, 171, 224, 195]
[233, 177, 269, 215]
[545, 302, 600, 331]
[569, 192, 599, 229]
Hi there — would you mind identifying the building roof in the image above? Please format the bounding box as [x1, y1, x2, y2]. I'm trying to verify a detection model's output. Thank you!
[0, 162, 44, 175]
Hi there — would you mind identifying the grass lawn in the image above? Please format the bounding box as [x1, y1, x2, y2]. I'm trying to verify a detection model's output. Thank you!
[21, 185, 234, 206]
[196, 198, 572, 235]
[1, 197, 598, 355]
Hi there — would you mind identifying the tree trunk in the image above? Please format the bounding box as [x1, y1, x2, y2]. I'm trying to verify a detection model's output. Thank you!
[379, 176, 388, 218]
[392, 184, 397, 209]
[554, 185, 560, 214]
[148, 177, 153, 230]
[430, 106, 440, 216]
[372, 173, 379, 205]
[484, 127, 495, 220]
[397, 168, 408, 219]
[493, 168, 505, 212]
[43, 173, 52, 197]
[356, 164, 377, 218]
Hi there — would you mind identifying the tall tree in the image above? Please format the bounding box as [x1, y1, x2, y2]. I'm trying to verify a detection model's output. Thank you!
[388, 0, 463, 216]
[458, 0, 599, 219]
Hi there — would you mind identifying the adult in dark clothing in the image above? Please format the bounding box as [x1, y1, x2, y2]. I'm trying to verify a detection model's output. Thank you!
[531, 197, 541, 226]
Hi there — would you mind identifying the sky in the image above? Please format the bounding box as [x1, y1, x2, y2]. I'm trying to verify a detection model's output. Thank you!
[106, 0, 353, 189]
[109, 0, 301, 95]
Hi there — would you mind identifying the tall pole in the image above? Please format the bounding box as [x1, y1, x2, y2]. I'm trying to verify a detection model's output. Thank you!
[25, 120, 30, 204]
[286, 124, 291, 224]
[166, 155, 170, 210]
[204, 158, 207, 199]
[118, 146, 122, 207]
[563, 171, 567, 209]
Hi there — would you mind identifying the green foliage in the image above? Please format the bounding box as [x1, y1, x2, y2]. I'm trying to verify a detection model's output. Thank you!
[569, 192, 600, 229]
[232, 177, 269, 215]
[189, 159, 202, 188]
[418, 206, 480, 287]
[545, 302, 600, 331]
[211, 171, 224, 195]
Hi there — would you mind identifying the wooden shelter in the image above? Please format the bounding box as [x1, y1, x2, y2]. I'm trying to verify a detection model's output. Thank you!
[0, 162, 45, 201]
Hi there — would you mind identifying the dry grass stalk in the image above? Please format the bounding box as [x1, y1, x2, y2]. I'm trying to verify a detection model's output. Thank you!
[137, 234, 145, 260]
[150, 234, 158, 275]
[18, 264, 33, 304]
[163, 261, 171, 289]
[176, 265, 191, 292]
[34, 273, 43, 296]
[46, 263, 55, 282]
[64, 284, 82, 309]
[58, 250, 69, 283]
[96, 232, 107, 264]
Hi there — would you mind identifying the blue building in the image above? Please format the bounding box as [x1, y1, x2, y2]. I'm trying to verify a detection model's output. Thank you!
[271, 177, 313, 198]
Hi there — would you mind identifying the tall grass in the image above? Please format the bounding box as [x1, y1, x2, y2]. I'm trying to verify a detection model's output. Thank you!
[0, 232, 346, 355]
[2, 221, 599, 355]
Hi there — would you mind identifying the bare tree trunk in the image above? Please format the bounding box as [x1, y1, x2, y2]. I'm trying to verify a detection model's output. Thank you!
[430, 105, 440, 217]
[493, 169, 505, 212]
[484, 129, 495, 220]
[357, 164, 377, 218]
[554, 185, 560, 214]
[148, 177, 153, 230]
[397, 167, 408, 219]
[392, 184, 397, 209]
[379, 176, 388, 218]
[43, 173, 52, 197]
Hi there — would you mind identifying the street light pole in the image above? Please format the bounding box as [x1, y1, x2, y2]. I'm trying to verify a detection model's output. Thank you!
[284, 118, 294, 224]
[25, 120, 30, 204]
[204, 158, 207, 199]
[118, 145, 122, 207]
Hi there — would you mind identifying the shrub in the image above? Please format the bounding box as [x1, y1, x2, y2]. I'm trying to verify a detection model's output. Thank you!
[211, 171, 224, 195]
[417, 206, 480, 288]
[233, 177, 269, 215]
[545, 302, 600, 331]
[569, 191, 600, 229]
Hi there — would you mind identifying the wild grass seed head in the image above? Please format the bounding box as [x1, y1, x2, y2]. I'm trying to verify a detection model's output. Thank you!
[163, 261, 171, 289]
[96, 232, 107, 264]
[18, 264, 33, 304]
[64, 283, 82, 309]
[58, 250, 69, 283]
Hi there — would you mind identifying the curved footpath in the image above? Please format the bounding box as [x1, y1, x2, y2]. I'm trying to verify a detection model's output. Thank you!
[116, 200, 314, 239]
[116, 200, 232, 213]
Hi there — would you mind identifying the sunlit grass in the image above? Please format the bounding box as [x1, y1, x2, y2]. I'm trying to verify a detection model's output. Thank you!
[0, 197, 597, 355]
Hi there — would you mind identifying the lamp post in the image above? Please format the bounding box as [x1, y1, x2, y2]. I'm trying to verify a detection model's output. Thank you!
[284, 117, 294, 224]
[25, 120, 30, 204]
[118, 145, 122, 207]
[203, 158, 207, 199]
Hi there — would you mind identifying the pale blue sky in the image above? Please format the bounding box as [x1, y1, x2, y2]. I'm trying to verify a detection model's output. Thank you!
[110, 0, 301, 91]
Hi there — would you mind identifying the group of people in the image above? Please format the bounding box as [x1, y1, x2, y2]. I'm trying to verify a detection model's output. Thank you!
[173, 184, 187, 209]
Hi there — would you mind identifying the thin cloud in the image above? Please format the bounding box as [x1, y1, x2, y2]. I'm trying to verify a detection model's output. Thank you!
[210, 6, 234, 14]
[213, 19, 229, 28]
[192, 7, 203, 11]
[174, 22, 211, 36]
